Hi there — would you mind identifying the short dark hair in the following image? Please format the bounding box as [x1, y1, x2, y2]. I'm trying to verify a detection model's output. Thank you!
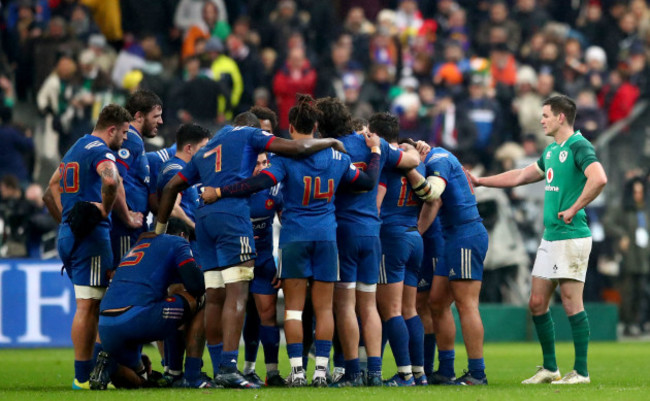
[233, 111, 261, 128]
[95, 104, 133, 131]
[352, 117, 368, 132]
[249, 106, 278, 134]
[314, 97, 353, 138]
[167, 217, 191, 237]
[543, 95, 577, 126]
[369, 112, 399, 143]
[176, 123, 211, 148]
[0, 174, 20, 190]
[125, 89, 163, 118]
[288, 94, 322, 134]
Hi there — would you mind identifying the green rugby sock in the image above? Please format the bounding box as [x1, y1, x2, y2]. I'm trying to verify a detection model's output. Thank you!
[569, 311, 589, 377]
[533, 311, 557, 372]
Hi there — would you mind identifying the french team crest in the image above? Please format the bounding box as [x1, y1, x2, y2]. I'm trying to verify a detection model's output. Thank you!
[265, 199, 275, 210]
[118, 149, 130, 159]
[559, 150, 568, 163]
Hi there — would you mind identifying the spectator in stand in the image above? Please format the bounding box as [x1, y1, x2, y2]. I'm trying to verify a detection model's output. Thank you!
[512, 0, 549, 44]
[359, 63, 392, 113]
[519, 32, 546, 71]
[0, 118, 34, 185]
[574, 89, 606, 143]
[205, 37, 242, 121]
[512, 65, 544, 146]
[226, 34, 265, 113]
[602, 11, 640, 69]
[182, 1, 230, 60]
[584, 46, 608, 94]
[598, 66, 640, 125]
[627, 41, 650, 98]
[23, 183, 58, 258]
[343, 7, 375, 70]
[576, 0, 606, 49]
[80, 0, 123, 45]
[315, 41, 360, 100]
[6, 0, 44, 100]
[263, 0, 308, 61]
[272, 46, 317, 134]
[174, 0, 228, 35]
[474, 0, 521, 57]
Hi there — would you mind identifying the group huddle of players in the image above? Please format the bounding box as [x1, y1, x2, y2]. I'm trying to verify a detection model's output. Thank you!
[45, 89, 490, 390]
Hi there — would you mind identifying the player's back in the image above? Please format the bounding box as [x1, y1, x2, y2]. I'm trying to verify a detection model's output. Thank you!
[101, 234, 191, 310]
[158, 157, 199, 222]
[184, 125, 275, 218]
[334, 133, 401, 236]
[424, 147, 481, 229]
[380, 162, 425, 228]
[60, 134, 116, 223]
[268, 148, 351, 245]
[147, 144, 177, 194]
[116, 126, 151, 214]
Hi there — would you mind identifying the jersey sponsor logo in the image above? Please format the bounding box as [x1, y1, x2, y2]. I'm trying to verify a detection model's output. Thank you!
[105, 153, 116, 162]
[265, 199, 275, 210]
[118, 149, 130, 159]
[85, 140, 104, 150]
[559, 150, 568, 163]
[545, 168, 559, 192]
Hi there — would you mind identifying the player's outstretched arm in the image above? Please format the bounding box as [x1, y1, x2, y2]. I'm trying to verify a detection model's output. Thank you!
[201, 173, 276, 203]
[558, 162, 607, 224]
[471, 163, 544, 188]
[268, 137, 347, 157]
[43, 168, 62, 223]
[157, 174, 190, 233]
[395, 141, 421, 170]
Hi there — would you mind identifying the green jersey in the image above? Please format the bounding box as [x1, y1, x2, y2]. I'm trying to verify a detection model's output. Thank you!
[536, 131, 599, 241]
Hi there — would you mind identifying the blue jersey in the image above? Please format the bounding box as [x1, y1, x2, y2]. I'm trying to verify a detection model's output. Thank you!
[157, 156, 199, 222]
[423, 148, 481, 228]
[334, 133, 403, 236]
[59, 134, 118, 223]
[101, 234, 195, 310]
[249, 185, 283, 253]
[179, 125, 275, 219]
[115, 125, 151, 214]
[262, 148, 360, 245]
[379, 162, 425, 227]
[147, 144, 177, 195]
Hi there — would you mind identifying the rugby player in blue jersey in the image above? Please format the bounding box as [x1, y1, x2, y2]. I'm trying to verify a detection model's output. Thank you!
[373, 113, 427, 386]
[155, 124, 210, 385]
[406, 147, 490, 385]
[111, 89, 163, 264]
[156, 109, 347, 388]
[42, 105, 133, 389]
[146, 144, 176, 214]
[89, 218, 208, 389]
[314, 99, 421, 386]
[201, 94, 383, 387]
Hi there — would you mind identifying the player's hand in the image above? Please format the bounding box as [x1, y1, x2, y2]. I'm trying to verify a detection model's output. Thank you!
[126, 211, 144, 229]
[398, 141, 416, 152]
[465, 169, 481, 187]
[91, 202, 109, 219]
[272, 274, 282, 289]
[201, 186, 220, 204]
[331, 138, 348, 154]
[414, 140, 431, 159]
[558, 207, 577, 224]
[363, 131, 381, 149]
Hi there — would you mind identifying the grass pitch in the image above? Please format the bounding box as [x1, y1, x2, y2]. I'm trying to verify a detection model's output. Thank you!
[0, 341, 648, 400]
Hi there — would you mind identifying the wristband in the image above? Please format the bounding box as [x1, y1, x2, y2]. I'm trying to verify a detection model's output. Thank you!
[370, 146, 381, 154]
[216, 187, 222, 199]
[154, 221, 168, 235]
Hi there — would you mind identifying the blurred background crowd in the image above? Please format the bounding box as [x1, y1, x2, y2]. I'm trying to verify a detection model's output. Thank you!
[1, 0, 650, 335]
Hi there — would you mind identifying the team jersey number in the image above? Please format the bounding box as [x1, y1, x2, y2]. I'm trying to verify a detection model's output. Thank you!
[203, 145, 222, 172]
[352, 161, 367, 171]
[302, 176, 335, 206]
[59, 162, 80, 193]
[397, 177, 418, 207]
[118, 243, 151, 267]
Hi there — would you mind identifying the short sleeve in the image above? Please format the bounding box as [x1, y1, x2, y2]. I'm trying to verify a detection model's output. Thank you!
[248, 128, 277, 153]
[261, 156, 287, 185]
[382, 139, 404, 168]
[91, 147, 118, 172]
[179, 159, 200, 186]
[571, 139, 599, 172]
[425, 156, 451, 182]
[379, 170, 388, 187]
[115, 136, 141, 172]
[172, 237, 195, 268]
[157, 162, 184, 193]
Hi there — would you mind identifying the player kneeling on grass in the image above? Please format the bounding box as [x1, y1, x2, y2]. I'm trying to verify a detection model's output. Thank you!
[90, 218, 211, 389]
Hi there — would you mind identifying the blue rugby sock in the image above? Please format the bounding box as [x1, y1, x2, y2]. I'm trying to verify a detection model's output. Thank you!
[74, 360, 93, 383]
[438, 349, 455, 378]
[423, 333, 436, 375]
[260, 324, 280, 365]
[405, 316, 424, 374]
[207, 343, 223, 377]
[385, 316, 411, 369]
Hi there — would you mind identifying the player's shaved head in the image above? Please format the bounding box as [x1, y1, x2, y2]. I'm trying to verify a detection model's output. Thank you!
[233, 111, 261, 128]
[314, 97, 353, 138]
[369, 112, 399, 143]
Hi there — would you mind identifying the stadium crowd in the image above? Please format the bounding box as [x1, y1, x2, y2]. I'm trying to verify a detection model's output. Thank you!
[0, 0, 649, 389]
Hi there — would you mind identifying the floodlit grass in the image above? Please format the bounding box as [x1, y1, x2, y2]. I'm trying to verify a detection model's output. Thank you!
[0, 341, 648, 400]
